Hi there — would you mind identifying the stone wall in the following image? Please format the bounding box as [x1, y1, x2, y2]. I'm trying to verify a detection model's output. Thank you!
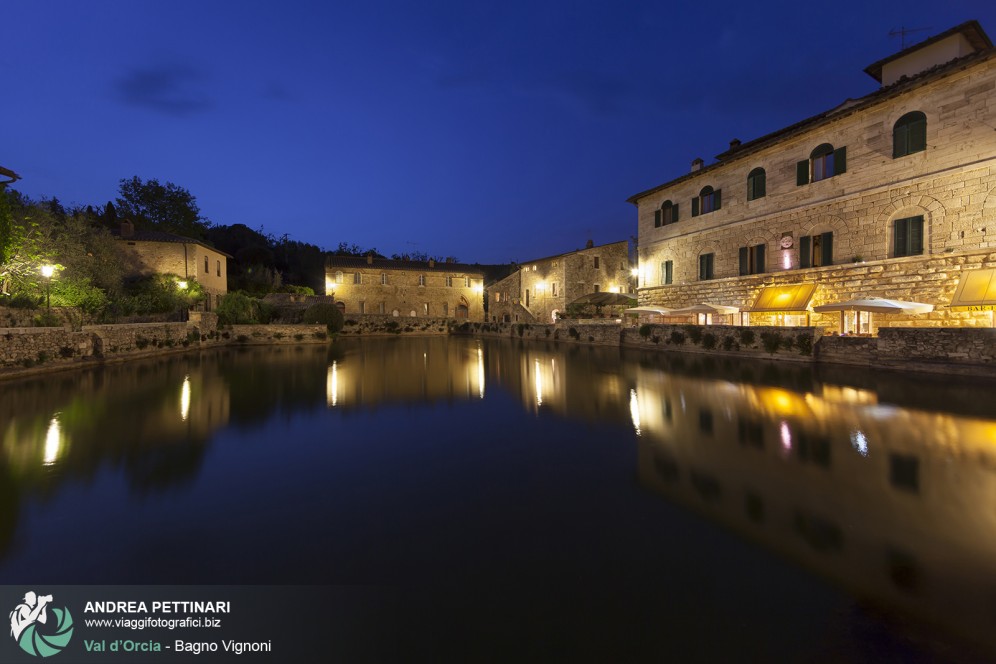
[338, 315, 451, 336]
[878, 327, 996, 372]
[227, 324, 330, 344]
[813, 335, 880, 366]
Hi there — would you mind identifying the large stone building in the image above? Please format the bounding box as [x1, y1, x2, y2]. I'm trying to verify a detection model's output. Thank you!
[488, 240, 632, 323]
[630, 21, 996, 332]
[115, 221, 229, 310]
[325, 255, 485, 321]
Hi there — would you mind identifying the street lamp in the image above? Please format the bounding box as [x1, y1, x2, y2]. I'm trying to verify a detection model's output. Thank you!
[40, 264, 54, 312]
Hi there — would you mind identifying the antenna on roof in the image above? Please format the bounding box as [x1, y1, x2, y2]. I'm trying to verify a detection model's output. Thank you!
[889, 26, 932, 49]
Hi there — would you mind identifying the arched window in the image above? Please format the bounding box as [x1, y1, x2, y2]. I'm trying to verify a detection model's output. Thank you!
[334, 271, 344, 284]
[692, 186, 721, 216]
[654, 200, 678, 227]
[893, 111, 926, 158]
[747, 168, 766, 201]
[798, 143, 847, 184]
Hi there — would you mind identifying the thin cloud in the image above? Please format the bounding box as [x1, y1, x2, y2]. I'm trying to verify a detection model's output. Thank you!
[115, 64, 212, 116]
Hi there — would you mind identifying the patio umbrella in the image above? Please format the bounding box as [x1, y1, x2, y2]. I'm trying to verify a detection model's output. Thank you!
[623, 306, 673, 315]
[668, 303, 740, 316]
[813, 297, 933, 333]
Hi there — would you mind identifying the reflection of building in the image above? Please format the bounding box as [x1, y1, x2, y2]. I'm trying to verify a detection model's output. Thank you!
[488, 240, 632, 323]
[325, 255, 484, 321]
[630, 366, 996, 653]
[631, 21, 996, 330]
[115, 221, 230, 310]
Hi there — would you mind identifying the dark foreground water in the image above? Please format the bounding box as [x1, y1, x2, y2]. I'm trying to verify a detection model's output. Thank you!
[2, 337, 996, 662]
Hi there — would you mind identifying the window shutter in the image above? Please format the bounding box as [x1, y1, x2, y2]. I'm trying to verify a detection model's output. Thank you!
[910, 216, 924, 254]
[691, 197, 699, 217]
[756, 243, 765, 273]
[834, 146, 846, 174]
[796, 160, 809, 185]
[757, 173, 765, 198]
[672, 203, 679, 222]
[910, 119, 927, 153]
[666, 261, 673, 284]
[738, 247, 748, 276]
[654, 210, 661, 228]
[799, 236, 811, 268]
[894, 219, 907, 256]
[699, 255, 707, 280]
[893, 126, 907, 158]
[821, 232, 834, 266]
[714, 189, 722, 210]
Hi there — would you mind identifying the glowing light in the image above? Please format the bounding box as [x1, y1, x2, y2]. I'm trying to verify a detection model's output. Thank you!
[326, 362, 338, 407]
[779, 420, 793, 455]
[177, 280, 188, 290]
[40, 264, 55, 278]
[536, 282, 547, 292]
[43, 416, 62, 465]
[629, 389, 641, 436]
[473, 283, 484, 294]
[630, 268, 639, 277]
[850, 430, 869, 456]
[180, 375, 191, 421]
[534, 359, 543, 406]
[324, 279, 334, 294]
[610, 285, 621, 293]
[782, 252, 791, 269]
[477, 346, 485, 399]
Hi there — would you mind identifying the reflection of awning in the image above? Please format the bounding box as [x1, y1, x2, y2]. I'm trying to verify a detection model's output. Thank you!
[950, 269, 996, 311]
[748, 284, 817, 313]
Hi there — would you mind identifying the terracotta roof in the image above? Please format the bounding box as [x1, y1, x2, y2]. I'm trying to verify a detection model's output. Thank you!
[626, 25, 995, 205]
[864, 20, 992, 83]
[324, 255, 484, 275]
[515, 240, 630, 266]
[114, 229, 232, 258]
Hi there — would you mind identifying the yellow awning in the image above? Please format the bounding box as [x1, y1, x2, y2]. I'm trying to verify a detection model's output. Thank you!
[748, 283, 817, 313]
[950, 269, 996, 311]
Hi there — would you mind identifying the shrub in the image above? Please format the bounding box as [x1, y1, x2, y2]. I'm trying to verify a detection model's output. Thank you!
[568, 327, 580, 339]
[7, 293, 40, 309]
[294, 333, 305, 341]
[702, 333, 717, 350]
[795, 333, 813, 356]
[760, 332, 783, 354]
[721, 337, 736, 351]
[34, 311, 61, 327]
[186, 330, 201, 344]
[685, 325, 703, 344]
[36, 351, 48, 364]
[516, 324, 525, 337]
[737, 328, 756, 345]
[217, 292, 261, 325]
[669, 330, 686, 345]
[59, 346, 75, 358]
[638, 324, 653, 338]
[236, 334, 249, 343]
[135, 336, 151, 349]
[302, 302, 344, 333]
[313, 331, 328, 340]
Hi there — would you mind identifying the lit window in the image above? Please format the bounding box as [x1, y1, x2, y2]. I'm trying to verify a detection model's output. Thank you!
[738, 244, 766, 275]
[419, 274, 426, 286]
[893, 111, 926, 158]
[747, 168, 766, 201]
[893, 216, 924, 257]
[465, 276, 470, 287]
[446, 276, 453, 287]
[692, 186, 721, 216]
[799, 232, 834, 268]
[335, 271, 344, 284]
[798, 144, 846, 184]
[655, 200, 678, 227]
[381, 273, 388, 285]
[354, 272, 361, 285]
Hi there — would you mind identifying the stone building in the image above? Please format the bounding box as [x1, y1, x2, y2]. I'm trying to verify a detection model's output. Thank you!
[115, 221, 229, 310]
[630, 21, 996, 332]
[488, 240, 632, 323]
[325, 255, 485, 321]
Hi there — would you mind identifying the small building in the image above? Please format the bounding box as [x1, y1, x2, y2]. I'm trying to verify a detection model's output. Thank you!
[488, 240, 633, 323]
[325, 255, 485, 321]
[630, 20, 996, 331]
[115, 221, 229, 310]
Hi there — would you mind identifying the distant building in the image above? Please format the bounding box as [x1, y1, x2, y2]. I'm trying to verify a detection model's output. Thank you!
[630, 20, 996, 331]
[488, 240, 632, 323]
[115, 220, 229, 310]
[325, 255, 485, 321]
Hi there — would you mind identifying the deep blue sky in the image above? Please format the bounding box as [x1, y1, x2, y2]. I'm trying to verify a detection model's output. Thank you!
[5, 1, 994, 264]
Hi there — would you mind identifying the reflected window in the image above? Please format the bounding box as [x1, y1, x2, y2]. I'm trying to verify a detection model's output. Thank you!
[888, 549, 921, 594]
[797, 432, 831, 468]
[794, 512, 843, 552]
[653, 451, 680, 483]
[745, 491, 764, 523]
[698, 409, 713, 435]
[889, 454, 920, 493]
[737, 418, 764, 449]
[690, 471, 721, 503]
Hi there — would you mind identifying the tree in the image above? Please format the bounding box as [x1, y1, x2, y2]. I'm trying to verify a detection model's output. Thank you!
[0, 186, 14, 265]
[115, 176, 210, 239]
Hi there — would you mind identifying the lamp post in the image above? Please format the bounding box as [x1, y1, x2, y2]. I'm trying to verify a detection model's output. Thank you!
[40, 264, 54, 312]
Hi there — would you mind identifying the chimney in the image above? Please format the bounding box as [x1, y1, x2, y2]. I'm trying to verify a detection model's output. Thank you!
[691, 158, 704, 172]
[428, 258, 435, 268]
[585, 239, 594, 249]
[120, 220, 134, 238]
[366, 253, 373, 265]
[729, 138, 741, 150]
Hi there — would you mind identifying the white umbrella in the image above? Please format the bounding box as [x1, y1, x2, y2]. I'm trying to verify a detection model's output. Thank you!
[669, 303, 740, 315]
[623, 306, 673, 315]
[813, 297, 933, 334]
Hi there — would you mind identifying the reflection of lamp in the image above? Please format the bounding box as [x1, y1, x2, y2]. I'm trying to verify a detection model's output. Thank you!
[177, 280, 188, 290]
[40, 264, 54, 312]
[44, 416, 61, 466]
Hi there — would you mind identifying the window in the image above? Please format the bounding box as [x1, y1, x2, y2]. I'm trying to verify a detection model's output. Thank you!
[423, 303, 429, 315]
[525, 289, 530, 307]
[799, 232, 834, 268]
[443, 302, 448, 316]
[380, 273, 388, 285]
[204, 256, 209, 273]
[692, 186, 721, 216]
[353, 272, 362, 285]
[738, 244, 766, 275]
[418, 274, 425, 286]
[797, 144, 846, 184]
[216, 260, 221, 277]
[593, 284, 600, 293]
[660, 260, 673, 285]
[334, 271, 344, 284]
[359, 301, 366, 314]
[894, 215, 924, 257]
[893, 111, 926, 158]
[552, 283, 558, 296]
[747, 168, 766, 201]
[465, 276, 470, 287]
[378, 302, 386, 314]
[698, 253, 715, 280]
[594, 257, 600, 269]
[655, 200, 679, 227]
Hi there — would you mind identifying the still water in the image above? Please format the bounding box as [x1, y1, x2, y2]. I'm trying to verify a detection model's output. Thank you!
[2, 337, 996, 661]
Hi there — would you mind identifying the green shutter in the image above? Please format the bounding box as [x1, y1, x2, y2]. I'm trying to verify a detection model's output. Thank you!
[834, 146, 846, 174]
[756, 243, 765, 273]
[893, 125, 907, 158]
[796, 160, 809, 185]
[714, 189, 721, 210]
[691, 197, 699, 217]
[654, 210, 661, 227]
[672, 202, 679, 222]
[894, 219, 907, 256]
[757, 172, 765, 198]
[665, 260, 673, 285]
[821, 231, 834, 266]
[910, 118, 927, 153]
[739, 247, 748, 276]
[910, 216, 924, 255]
[799, 236, 811, 268]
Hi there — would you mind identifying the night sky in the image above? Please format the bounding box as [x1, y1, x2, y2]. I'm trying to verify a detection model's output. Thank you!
[5, 1, 994, 264]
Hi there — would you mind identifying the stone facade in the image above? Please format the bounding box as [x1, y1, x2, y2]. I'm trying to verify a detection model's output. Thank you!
[325, 255, 485, 322]
[488, 241, 633, 324]
[116, 222, 229, 311]
[630, 21, 996, 331]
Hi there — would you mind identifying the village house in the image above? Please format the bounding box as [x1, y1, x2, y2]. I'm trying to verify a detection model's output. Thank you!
[325, 254, 485, 321]
[115, 220, 229, 310]
[488, 240, 632, 323]
[630, 20, 996, 332]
